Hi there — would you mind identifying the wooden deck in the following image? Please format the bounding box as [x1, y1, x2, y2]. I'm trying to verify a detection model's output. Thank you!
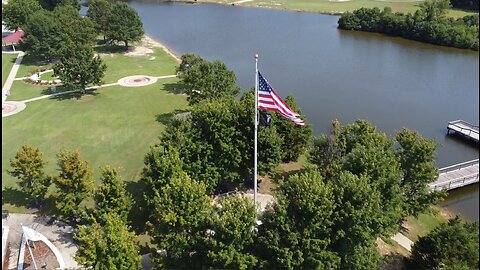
[447, 120, 479, 143]
[429, 159, 479, 191]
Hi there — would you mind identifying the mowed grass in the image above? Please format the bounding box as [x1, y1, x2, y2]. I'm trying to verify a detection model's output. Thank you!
[2, 78, 187, 190]
[97, 47, 179, 84]
[2, 53, 17, 87]
[3, 44, 188, 215]
[238, 0, 475, 17]
[402, 208, 447, 242]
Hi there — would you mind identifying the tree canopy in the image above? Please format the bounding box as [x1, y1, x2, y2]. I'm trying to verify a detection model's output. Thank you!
[75, 212, 141, 270]
[53, 44, 106, 93]
[8, 144, 51, 207]
[2, 0, 42, 30]
[181, 59, 240, 105]
[94, 166, 132, 224]
[338, 5, 479, 51]
[54, 150, 94, 223]
[21, 5, 96, 60]
[86, 0, 113, 41]
[410, 216, 479, 269]
[105, 2, 144, 49]
[149, 173, 213, 269]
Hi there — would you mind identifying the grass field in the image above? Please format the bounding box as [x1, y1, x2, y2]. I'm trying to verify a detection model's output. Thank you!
[207, 0, 475, 17]
[2, 53, 17, 87]
[2, 42, 188, 214]
[402, 208, 447, 242]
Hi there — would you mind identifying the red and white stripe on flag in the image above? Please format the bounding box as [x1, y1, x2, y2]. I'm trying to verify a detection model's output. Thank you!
[257, 72, 305, 126]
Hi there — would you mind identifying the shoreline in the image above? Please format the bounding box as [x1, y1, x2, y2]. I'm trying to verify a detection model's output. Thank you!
[166, 0, 345, 15]
[143, 34, 182, 63]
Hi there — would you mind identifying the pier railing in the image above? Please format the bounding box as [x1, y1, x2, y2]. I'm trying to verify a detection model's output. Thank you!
[439, 159, 479, 174]
[448, 120, 479, 137]
[429, 173, 479, 191]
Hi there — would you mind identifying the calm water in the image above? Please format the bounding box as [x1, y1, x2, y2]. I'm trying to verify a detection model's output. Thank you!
[129, 2, 479, 219]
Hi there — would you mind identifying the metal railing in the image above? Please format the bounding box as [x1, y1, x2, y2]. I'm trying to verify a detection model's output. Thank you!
[448, 120, 479, 137]
[439, 159, 479, 174]
[429, 173, 479, 191]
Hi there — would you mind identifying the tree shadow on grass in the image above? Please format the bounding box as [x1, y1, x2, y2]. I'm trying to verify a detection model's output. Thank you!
[381, 253, 408, 270]
[93, 44, 128, 54]
[162, 82, 188, 95]
[48, 89, 100, 101]
[2, 187, 31, 208]
[18, 53, 52, 71]
[125, 180, 150, 235]
[155, 110, 191, 126]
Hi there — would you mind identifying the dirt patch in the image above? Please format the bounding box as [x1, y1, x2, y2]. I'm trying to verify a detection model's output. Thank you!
[124, 46, 154, 57]
[432, 205, 456, 220]
[23, 240, 60, 270]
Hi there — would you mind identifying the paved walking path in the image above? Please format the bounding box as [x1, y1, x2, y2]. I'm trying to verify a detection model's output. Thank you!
[2, 73, 177, 117]
[2, 51, 25, 104]
[391, 232, 414, 252]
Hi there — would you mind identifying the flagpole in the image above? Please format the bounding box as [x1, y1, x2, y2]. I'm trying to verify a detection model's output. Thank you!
[254, 54, 259, 208]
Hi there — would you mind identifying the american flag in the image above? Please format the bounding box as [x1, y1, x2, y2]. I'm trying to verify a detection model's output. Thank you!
[257, 72, 305, 126]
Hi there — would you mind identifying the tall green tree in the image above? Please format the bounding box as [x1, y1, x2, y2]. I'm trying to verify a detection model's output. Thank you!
[21, 5, 95, 60]
[395, 128, 444, 218]
[309, 120, 404, 236]
[149, 173, 213, 269]
[8, 144, 51, 207]
[255, 170, 339, 269]
[54, 44, 106, 93]
[418, 0, 451, 21]
[204, 195, 258, 269]
[75, 212, 141, 270]
[94, 166, 132, 223]
[410, 216, 479, 269]
[54, 150, 94, 223]
[181, 60, 239, 105]
[86, 0, 113, 41]
[329, 172, 383, 270]
[271, 95, 312, 162]
[141, 145, 184, 221]
[105, 2, 144, 49]
[2, 0, 42, 30]
[176, 53, 206, 75]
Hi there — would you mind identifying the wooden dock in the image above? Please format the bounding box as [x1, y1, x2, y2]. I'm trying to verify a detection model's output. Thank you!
[447, 120, 479, 143]
[429, 159, 479, 191]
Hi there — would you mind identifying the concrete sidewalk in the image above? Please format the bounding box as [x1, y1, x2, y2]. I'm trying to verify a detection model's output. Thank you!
[2, 213, 79, 269]
[391, 232, 414, 252]
[2, 51, 25, 104]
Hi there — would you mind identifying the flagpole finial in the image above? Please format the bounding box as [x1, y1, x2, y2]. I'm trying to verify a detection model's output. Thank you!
[254, 54, 258, 59]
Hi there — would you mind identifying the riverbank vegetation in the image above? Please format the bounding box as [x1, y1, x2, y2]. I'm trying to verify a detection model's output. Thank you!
[338, 0, 479, 50]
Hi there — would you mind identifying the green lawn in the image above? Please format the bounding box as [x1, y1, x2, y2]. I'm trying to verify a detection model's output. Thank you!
[403, 208, 447, 242]
[2, 79, 187, 187]
[97, 47, 179, 84]
[2, 53, 17, 87]
[2, 43, 188, 214]
[39, 70, 58, 81]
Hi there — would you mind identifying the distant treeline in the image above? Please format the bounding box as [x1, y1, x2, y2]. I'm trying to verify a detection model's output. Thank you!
[451, 0, 479, 12]
[338, 3, 479, 51]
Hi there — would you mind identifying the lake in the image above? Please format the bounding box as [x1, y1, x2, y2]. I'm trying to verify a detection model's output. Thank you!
[129, 1, 479, 220]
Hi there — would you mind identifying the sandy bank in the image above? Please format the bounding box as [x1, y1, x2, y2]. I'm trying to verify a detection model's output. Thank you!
[143, 35, 181, 63]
